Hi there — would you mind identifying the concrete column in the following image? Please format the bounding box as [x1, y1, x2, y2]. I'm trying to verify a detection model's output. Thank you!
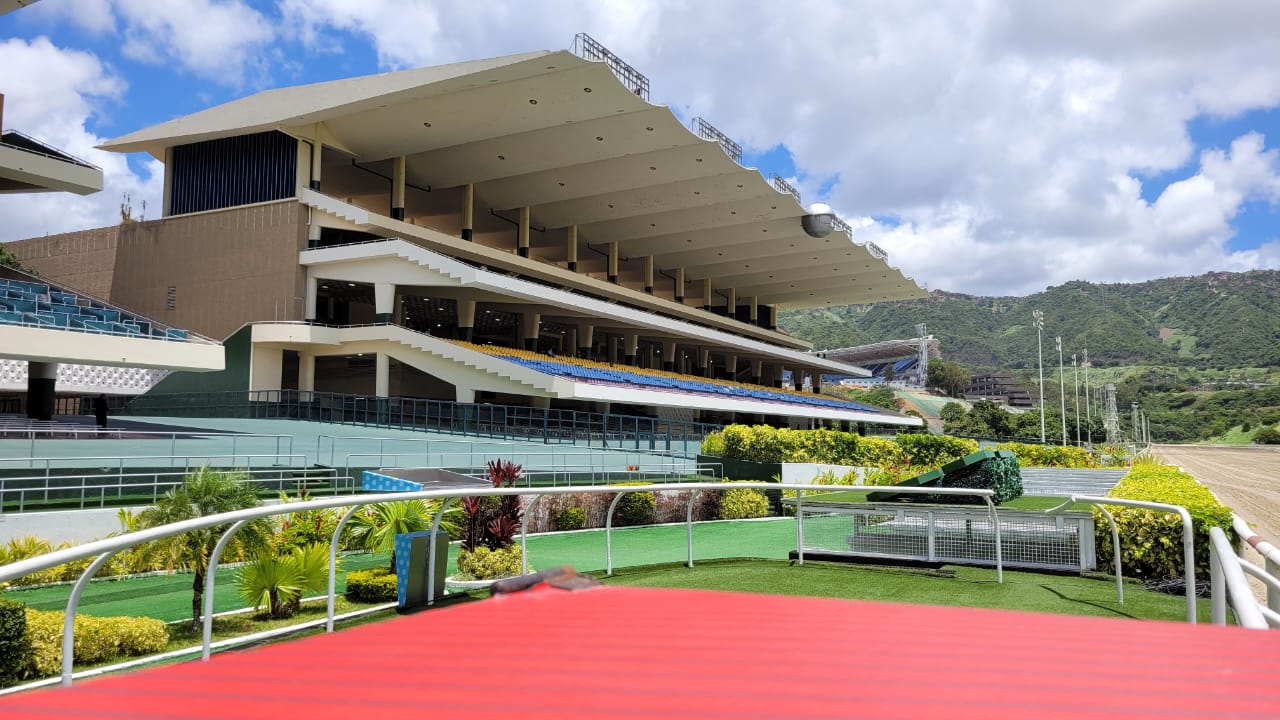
[249, 347, 282, 393]
[461, 183, 474, 241]
[307, 221, 322, 248]
[607, 242, 619, 283]
[455, 387, 475, 403]
[374, 282, 395, 324]
[521, 312, 541, 351]
[698, 347, 711, 376]
[726, 287, 737, 318]
[517, 206, 531, 258]
[607, 334, 618, 364]
[310, 138, 323, 191]
[577, 323, 594, 358]
[25, 361, 57, 421]
[567, 326, 578, 353]
[749, 296, 758, 323]
[624, 332, 639, 366]
[390, 155, 406, 220]
[751, 359, 763, 385]
[702, 277, 713, 311]
[531, 396, 551, 409]
[643, 256, 654, 293]
[304, 274, 319, 321]
[566, 224, 578, 271]
[778, 365, 789, 389]
[298, 352, 316, 393]
[726, 354, 738, 381]
[457, 299, 476, 342]
[375, 353, 390, 397]
[675, 267, 685, 302]
[662, 340, 677, 372]
[162, 147, 175, 216]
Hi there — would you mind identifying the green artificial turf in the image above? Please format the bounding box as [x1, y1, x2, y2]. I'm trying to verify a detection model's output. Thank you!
[604, 558, 1211, 623]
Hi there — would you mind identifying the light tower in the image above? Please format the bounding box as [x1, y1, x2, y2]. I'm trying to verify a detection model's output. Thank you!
[1033, 310, 1045, 443]
[1083, 350, 1091, 448]
[1072, 354, 1081, 445]
[1056, 336, 1067, 446]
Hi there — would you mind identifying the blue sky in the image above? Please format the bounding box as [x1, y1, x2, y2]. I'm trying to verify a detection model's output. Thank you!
[2, 1, 1278, 296]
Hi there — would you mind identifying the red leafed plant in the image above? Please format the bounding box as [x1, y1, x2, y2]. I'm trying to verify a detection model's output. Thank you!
[461, 460, 524, 551]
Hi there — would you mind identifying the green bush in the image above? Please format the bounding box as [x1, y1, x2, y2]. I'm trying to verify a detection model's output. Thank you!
[718, 488, 770, 520]
[344, 568, 398, 602]
[996, 442, 1097, 468]
[456, 546, 525, 580]
[895, 434, 977, 467]
[613, 487, 657, 527]
[24, 610, 168, 679]
[0, 599, 29, 688]
[1095, 464, 1235, 581]
[1252, 426, 1280, 445]
[552, 506, 587, 531]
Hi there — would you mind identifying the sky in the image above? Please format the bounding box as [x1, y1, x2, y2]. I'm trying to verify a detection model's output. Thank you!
[1, 0, 1278, 297]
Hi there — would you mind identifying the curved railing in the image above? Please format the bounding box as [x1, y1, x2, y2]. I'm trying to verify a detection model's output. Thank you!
[0, 482, 1001, 687]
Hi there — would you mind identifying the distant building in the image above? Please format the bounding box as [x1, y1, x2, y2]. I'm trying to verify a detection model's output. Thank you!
[963, 373, 1033, 408]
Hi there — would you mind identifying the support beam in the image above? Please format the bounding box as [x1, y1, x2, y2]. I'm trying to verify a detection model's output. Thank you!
[374, 283, 395, 324]
[517, 206, 531, 258]
[461, 183, 474, 241]
[566, 224, 578, 271]
[390, 155, 406, 220]
[457, 299, 476, 342]
[643, 256, 654, 294]
[375, 353, 390, 397]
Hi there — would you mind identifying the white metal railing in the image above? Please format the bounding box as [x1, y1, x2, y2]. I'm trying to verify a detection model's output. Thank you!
[1, 432, 295, 466]
[1233, 513, 1280, 615]
[1209, 527, 1270, 629]
[0, 482, 999, 687]
[0, 468, 350, 511]
[1047, 495, 1196, 623]
[315, 433, 697, 468]
[341, 450, 698, 486]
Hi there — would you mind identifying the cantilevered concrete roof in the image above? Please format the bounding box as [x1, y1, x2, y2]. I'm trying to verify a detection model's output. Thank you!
[102, 49, 924, 309]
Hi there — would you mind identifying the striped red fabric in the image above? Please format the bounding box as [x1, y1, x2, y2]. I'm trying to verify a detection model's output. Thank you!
[3, 586, 1277, 719]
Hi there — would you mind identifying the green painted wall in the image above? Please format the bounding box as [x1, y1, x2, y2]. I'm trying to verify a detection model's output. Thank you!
[145, 325, 252, 395]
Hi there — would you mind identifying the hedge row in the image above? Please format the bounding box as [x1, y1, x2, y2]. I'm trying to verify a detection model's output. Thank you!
[1094, 464, 1235, 581]
[702, 426, 977, 467]
[344, 568, 398, 602]
[22, 609, 168, 680]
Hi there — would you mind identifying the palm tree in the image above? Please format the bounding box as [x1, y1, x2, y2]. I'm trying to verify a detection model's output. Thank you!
[349, 500, 457, 573]
[236, 543, 336, 619]
[138, 467, 271, 630]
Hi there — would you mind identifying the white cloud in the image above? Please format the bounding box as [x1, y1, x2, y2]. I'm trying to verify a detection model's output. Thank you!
[0, 37, 162, 241]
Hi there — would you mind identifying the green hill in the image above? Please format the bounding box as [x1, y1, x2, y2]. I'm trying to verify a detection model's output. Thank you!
[782, 270, 1280, 371]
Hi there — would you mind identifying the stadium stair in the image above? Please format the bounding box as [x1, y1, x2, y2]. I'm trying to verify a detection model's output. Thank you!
[0, 278, 190, 341]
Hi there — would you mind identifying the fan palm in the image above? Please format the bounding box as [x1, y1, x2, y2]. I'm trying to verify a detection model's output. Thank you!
[236, 543, 336, 619]
[349, 500, 458, 573]
[137, 467, 271, 629]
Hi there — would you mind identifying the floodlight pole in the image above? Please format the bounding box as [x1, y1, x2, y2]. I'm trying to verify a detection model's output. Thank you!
[1056, 336, 1067, 446]
[1033, 310, 1045, 443]
[1072, 354, 1081, 446]
[1083, 349, 1091, 449]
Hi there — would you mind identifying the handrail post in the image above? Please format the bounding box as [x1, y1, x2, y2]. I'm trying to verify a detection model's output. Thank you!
[61, 551, 118, 686]
[686, 490, 703, 568]
[327, 504, 365, 632]
[796, 488, 805, 566]
[426, 498, 455, 606]
[605, 492, 626, 575]
[521, 495, 542, 575]
[202, 519, 248, 660]
[1095, 503, 1123, 604]
[1210, 542, 1226, 625]
[982, 497, 1003, 583]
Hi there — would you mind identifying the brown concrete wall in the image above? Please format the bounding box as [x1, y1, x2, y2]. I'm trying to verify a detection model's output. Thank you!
[6, 226, 121, 299]
[110, 200, 307, 340]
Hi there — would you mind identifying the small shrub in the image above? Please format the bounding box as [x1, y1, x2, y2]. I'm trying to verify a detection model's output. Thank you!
[997, 442, 1097, 468]
[552, 506, 587, 531]
[0, 599, 29, 688]
[895, 434, 977, 468]
[455, 545, 525, 580]
[611, 484, 657, 526]
[344, 568, 398, 603]
[718, 487, 770, 520]
[1096, 464, 1235, 581]
[24, 610, 167, 679]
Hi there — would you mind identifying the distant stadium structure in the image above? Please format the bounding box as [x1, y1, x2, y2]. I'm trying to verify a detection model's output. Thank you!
[813, 324, 938, 387]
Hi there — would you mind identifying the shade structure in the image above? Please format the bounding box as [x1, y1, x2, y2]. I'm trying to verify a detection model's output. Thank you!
[3, 585, 1277, 719]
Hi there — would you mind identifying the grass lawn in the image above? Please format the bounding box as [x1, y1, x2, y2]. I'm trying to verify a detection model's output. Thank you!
[604, 558, 1210, 623]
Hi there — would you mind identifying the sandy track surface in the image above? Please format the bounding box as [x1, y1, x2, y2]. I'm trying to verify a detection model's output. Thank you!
[1154, 444, 1280, 604]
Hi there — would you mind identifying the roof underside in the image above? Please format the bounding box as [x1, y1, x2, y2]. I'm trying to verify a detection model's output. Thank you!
[102, 49, 925, 309]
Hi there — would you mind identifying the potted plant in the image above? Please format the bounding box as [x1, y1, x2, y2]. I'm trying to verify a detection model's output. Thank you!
[449, 459, 528, 588]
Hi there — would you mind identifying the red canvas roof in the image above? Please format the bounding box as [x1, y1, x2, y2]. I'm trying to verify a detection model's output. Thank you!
[4, 585, 1277, 719]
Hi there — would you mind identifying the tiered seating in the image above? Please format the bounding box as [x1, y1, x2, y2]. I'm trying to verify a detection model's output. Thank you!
[864, 357, 918, 378]
[450, 340, 884, 414]
[0, 278, 189, 340]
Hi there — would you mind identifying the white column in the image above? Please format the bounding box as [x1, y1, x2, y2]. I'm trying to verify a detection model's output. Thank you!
[675, 267, 685, 302]
[643, 255, 654, 293]
[607, 242, 619, 282]
[455, 386, 475, 403]
[702, 277, 713, 310]
[566, 224, 578, 270]
[457, 299, 476, 341]
[375, 353, 390, 397]
[391, 155, 406, 220]
[518, 206, 531, 257]
[249, 346, 283, 393]
[298, 352, 316, 393]
[305, 274, 319, 321]
[374, 283, 395, 323]
[461, 183, 474, 240]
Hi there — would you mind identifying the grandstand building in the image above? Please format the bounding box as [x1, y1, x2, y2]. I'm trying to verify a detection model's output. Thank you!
[6, 40, 925, 428]
[963, 373, 1034, 409]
